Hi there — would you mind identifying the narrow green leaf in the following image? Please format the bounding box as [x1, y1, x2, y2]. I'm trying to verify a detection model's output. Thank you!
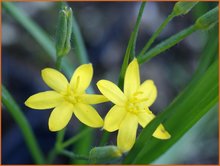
[2, 2, 74, 77]
[118, 2, 146, 90]
[2, 85, 45, 164]
[71, 6, 89, 64]
[124, 60, 218, 164]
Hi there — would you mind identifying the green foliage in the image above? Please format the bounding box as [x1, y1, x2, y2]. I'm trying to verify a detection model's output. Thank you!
[124, 60, 218, 164]
[2, 86, 45, 164]
[2, 1, 218, 164]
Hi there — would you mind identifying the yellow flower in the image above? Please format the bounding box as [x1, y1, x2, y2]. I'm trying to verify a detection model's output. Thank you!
[25, 64, 108, 131]
[97, 58, 171, 153]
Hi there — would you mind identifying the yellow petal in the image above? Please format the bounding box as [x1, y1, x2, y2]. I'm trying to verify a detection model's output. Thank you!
[48, 102, 73, 131]
[124, 58, 140, 98]
[97, 80, 127, 106]
[80, 94, 108, 104]
[70, 64, 93, 93]
[41, 68, 68, 92]
[153, 124, 171, 139]
[74, 103, 103, 128]
[137, 109, 155, 127]
[138, 80, 157, 107]
[117, 113, 138, 152]
[104, 105, 126, 132]
[25, 91, 64, 109]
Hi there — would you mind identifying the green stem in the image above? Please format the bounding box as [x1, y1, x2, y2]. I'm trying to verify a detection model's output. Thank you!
[47, 128, 66, 163]
[118, 2, 146, 90]
[2, 2, 74, 78]
[60, 150, 89, 160]
[99, 131, 111, 146]
[2, 85, 45, 164]
[138, 13, 175, 56]
[61, 128, 92, 148]
[71, 7, 89, 64]
[47, 148, 58, 164]
[130, 2, 146, 59]
[55, 56, 63, 71]
[137, 24, 198, 64]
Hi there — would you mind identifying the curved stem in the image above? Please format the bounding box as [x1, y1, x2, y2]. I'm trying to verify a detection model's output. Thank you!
[61, 128, 92, 148]
[137, 25, 198, 64]
[55, 56, 63, 70]
[130, 2, 146, 59]
[118, 2, 146, 90]
[2, 85, 45, 164]
[60, 150, 89, 160]
[138, 13, 175, 56]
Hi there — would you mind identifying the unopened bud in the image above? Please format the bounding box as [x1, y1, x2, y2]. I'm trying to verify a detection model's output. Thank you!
[173, 2, 198, 16]
[89, 145, 122, 164]
[195, 6, 218, 30]
[56, 7, 72, 57]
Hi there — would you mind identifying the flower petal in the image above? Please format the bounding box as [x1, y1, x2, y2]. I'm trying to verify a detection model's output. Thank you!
[117, 113, 138, 152]
[80, 94, 108, 104]
[41, 68, 68, 92]
[25, 91, 64, 109]
[48, 102, 73, 131]
[137, 109, 155, 127]
[104, 105, 126, 132]
[153, 124, 171, 139]
[70, 64, 93, 93]
[97, 80, 127, 106]
[138, 80, 157, 107]
[74, 103, 103, 128]
[124, 58, 140, 98]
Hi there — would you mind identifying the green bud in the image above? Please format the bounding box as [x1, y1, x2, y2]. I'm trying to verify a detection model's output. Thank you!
[56, 7, 73, 57]
[89, 145, 122, 164]
[173, 2, 198, 16]
[195, 6, 218, 30]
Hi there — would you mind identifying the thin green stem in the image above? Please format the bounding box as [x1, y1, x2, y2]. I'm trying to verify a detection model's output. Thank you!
[2, 85, 45, 164]
[61, 128, 92, 148]
[130, 2, 146, 59]
[99, 131, 111, 146]
[47, 148, 58, 164]
[118, 2, 146, 90]
[55, 56, 63, 71]
[60, 150, 89, 160]
[71, 7, 89, 64]
[2, 2, 74, 78]
[138, 13, 175, 56]
[137, 24, 198, 64]
[47, 128, 66, 163]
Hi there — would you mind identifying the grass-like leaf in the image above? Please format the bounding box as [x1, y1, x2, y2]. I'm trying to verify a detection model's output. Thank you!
[124, 60, 218, 164]
[2, 2, 74, 77]
[2, 86, 45, 164]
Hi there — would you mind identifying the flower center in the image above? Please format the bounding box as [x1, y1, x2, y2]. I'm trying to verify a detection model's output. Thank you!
[126, 91, 148, 114]
[63, 84, 82, 104]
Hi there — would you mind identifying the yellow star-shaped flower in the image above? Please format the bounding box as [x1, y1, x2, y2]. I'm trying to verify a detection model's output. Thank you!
[97, 58, 171, 153]
[25, 64, 107, 131]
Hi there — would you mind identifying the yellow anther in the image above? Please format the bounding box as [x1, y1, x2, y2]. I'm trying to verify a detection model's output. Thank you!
[133, 91, 143, 96]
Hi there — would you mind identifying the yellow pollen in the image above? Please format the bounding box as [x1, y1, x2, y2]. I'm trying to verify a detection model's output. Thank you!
[63, 85, 81, 104]
[126, 95, 149, 114]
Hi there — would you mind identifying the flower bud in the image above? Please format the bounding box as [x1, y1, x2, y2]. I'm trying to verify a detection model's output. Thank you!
[172, 2, 198, 16]
[89, 145, 122, 163]
[195, 6, 218, 30]
[56, 7, 73, 57]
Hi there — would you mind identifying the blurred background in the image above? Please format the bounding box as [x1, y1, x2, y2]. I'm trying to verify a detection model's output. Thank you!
[2, 2, 218, 164]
